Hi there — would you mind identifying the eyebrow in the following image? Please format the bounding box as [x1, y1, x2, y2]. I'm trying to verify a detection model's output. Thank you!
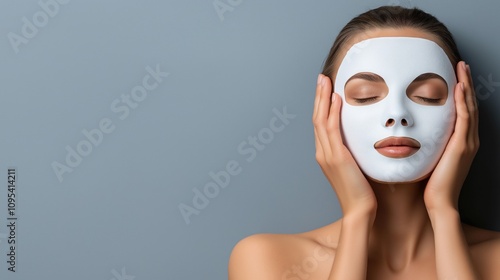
[412, 73, 447, 84]
[346, 72, 385, 84]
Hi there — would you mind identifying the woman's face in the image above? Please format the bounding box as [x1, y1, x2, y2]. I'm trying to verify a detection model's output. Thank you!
[333, 28, 457, 183]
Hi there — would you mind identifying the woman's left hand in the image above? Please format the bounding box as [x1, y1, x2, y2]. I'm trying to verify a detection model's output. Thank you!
[423, 61, 482, 280]
[423, 61, 480, 212]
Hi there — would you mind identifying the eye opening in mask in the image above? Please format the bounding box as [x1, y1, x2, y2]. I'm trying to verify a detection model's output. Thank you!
[406, 72, 448, 106]
[344, 72, 389, 106]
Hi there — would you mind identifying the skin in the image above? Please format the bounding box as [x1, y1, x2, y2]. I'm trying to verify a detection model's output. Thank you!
[228, 28, 500, 280]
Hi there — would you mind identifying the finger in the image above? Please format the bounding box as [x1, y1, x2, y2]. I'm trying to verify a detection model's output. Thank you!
[466, 64, 475, 89]
[452, 81, 469, 142]
[313, 75, 329, 161]
[313, 74, 323, 122]
[326, 92, 345, 154]
[465, 64, 480, 144]
[457, 61, 479, 145]
[313, 74, 333, 121]
[313, 74, 334, 157]
[458, 62, 478, 116]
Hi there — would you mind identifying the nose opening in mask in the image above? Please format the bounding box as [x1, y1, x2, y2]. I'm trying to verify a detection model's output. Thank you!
[385, 117, 411, 127]
[386, 118, 395, 127]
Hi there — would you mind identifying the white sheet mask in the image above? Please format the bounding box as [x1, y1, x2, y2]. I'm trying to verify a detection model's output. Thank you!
[334, 37, 457, 183]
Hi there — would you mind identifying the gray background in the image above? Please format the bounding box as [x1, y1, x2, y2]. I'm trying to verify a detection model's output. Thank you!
[0, 0, 498, 279]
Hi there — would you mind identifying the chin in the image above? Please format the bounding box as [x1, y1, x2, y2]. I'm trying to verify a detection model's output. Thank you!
[365, 171, 432, 185]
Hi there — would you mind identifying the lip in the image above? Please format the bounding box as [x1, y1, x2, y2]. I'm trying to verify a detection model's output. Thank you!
[374, 137, 421, 158]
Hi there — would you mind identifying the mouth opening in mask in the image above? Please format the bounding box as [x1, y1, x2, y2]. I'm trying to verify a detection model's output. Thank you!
[374, 136, 421, 159]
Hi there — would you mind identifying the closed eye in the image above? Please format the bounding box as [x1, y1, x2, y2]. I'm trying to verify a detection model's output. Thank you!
[416, 97, 442, 104]
[406, 73, 448, 106]
[353, 97, 379, 104]
[344, 72, 388, 106]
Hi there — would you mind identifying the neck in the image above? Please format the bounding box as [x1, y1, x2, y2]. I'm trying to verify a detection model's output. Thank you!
[368, 179, 435, 272]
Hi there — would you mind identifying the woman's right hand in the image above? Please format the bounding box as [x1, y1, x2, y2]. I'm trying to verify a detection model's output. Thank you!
[314, 74, 377, 280]
[313, 74, 377, 218]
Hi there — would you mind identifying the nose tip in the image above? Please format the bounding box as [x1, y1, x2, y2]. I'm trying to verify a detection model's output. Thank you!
[381, 96, 415, 128]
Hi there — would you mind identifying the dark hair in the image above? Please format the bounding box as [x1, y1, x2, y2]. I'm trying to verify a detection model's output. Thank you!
[322, 6, 461, 79]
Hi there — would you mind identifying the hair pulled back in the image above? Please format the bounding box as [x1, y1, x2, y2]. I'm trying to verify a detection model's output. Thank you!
[322, 6, 461, 79]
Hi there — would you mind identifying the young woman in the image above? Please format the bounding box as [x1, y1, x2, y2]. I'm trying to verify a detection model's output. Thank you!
[228, 6, 500, 280]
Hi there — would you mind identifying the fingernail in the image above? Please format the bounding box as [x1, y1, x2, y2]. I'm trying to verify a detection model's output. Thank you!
[317, 74, 323, 85]
[331, 92, 336, 102]
[460, 82, 465, 91]
[466, 64, 471, 73]
[462, 61, 467, 71]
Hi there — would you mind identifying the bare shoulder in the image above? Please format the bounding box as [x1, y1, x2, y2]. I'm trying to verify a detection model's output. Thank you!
[462, 223, 500, 279]
[228, 221, 341, 280]
[228, 233, 317, 280]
